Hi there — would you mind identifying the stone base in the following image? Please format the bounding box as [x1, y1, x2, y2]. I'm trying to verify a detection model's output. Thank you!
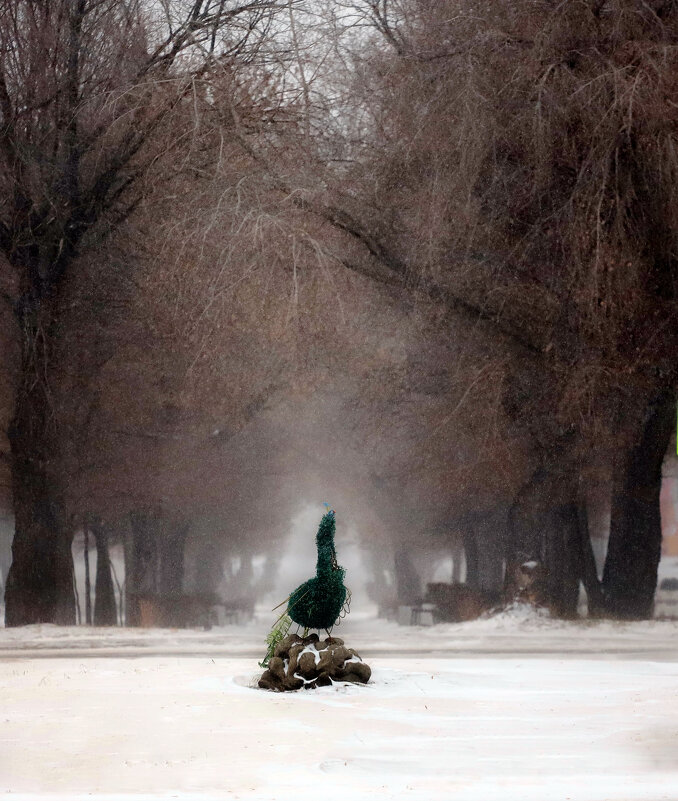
[258, 633, 371, 692]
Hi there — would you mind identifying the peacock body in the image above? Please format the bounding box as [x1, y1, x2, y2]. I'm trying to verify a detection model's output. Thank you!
[260, 509, 349, 668]
[287, 510, 347, 630]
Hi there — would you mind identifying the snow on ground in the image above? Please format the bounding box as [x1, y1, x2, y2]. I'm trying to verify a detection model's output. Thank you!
[1, 609, 678, 800]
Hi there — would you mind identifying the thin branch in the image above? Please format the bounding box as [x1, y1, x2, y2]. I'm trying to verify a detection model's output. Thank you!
[227, 101, 547, 358]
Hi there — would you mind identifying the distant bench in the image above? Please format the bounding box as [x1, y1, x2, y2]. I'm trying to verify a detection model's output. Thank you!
[130, 594, 254, 628]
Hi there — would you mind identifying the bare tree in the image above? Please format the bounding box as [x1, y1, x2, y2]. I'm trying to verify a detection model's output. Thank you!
[0, 0, 292, 625]
[269, 0, 678, 617]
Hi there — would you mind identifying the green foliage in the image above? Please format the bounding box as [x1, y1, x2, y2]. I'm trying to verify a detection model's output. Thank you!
[259, 612, 292, 668]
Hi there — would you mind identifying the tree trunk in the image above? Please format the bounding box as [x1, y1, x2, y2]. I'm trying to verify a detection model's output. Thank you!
[125, 511, 160, 626]
[125, 512, 190, 626]
[123, 523, 138, 627]
[543, 503, 581, 618]
[462, 530, 479, 588]
[505, 468, 546, 568]
[92, 520, 117, 626]
[394, 547, 422, 604]
[158, 523, 188, 598]
[506, 467, 600, 617]
[476, 510, 507, 595]
[504, 467, 548, 602]
[602, 389, 674, 619]
[84, 523, 92, 624]
[4, 310, 75, 626]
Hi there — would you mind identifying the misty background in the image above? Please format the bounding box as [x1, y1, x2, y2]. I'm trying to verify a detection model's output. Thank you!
[1, 0, 678, 628]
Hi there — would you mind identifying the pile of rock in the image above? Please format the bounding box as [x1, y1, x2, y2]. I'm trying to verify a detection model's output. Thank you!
[258, 633, 371, 692]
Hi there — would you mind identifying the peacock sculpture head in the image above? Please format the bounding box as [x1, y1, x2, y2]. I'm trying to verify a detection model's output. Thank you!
[316, 509, 335, 544]
[316, 508, 342, 577]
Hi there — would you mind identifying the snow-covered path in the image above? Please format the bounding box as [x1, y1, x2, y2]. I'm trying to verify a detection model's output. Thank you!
[1, 613, 678, 800]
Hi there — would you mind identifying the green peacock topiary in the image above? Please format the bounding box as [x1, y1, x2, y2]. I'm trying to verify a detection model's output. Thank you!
[260, 508, 350, 668]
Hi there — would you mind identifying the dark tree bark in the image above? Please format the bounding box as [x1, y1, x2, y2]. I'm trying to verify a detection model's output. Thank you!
[125, 511, 159, 626]
[158, 522, 188, 597]
[92, 520, 117, 626]
[543, 502, 581, 618]
[460, 510, 506, 594]
[394, 547, 422, 604]
[131, 511, 160, 596]
[123, 524, 137, 627]
[462, 529, 479, 589]
[84, 523, 92, 624]
[506, 467, 601, 617]
[504, 467, 548, 600]
[4, 309, 75, 626]
[602, 389, 675, 619]
[478, 511, 508, 595]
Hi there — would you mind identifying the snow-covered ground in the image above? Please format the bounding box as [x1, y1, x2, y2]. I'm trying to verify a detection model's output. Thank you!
[1, 610, 678, 800]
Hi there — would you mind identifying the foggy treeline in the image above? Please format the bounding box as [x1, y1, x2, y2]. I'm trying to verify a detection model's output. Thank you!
[0, 0, 677, 627]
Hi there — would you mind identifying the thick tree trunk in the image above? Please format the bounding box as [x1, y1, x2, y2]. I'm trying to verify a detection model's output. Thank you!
[92, 521, 117, 626]
[506, 467, 602, 617]
[158, 523, 188, 598]
[125, 511, 160, 626]
[459, 510, 505, 595]
[504, 467, 548, 603]
[543, 502, 581, 618]
[4, 312, 75, 626]
[477, 511, 507, 594]
[602, 389, 674, 619]
[505, 469, 546, 568]
[4, 460, 74, 626]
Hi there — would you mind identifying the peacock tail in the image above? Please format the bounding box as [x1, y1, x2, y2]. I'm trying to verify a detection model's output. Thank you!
[259, 612, 293, 669]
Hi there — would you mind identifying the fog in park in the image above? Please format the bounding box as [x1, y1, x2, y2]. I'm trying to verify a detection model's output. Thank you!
[1, 0, 678, 631]
[4, 2, 678, 798]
